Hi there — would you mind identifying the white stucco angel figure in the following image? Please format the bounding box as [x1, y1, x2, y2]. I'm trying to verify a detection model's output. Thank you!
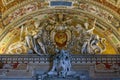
[25, 27, 47, 55]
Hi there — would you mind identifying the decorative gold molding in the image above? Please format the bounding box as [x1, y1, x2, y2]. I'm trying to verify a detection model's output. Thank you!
[2, 0, 14, 6]
[106, 0, 120, 8]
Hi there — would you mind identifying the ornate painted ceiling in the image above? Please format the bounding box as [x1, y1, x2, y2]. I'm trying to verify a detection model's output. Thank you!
[0, 0, 120, 54]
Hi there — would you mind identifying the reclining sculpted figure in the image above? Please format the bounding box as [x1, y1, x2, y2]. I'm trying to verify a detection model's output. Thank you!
[81, 34, 106, 54]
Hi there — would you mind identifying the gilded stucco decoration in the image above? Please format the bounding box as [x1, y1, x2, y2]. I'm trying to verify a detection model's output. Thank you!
[106, 0, 120, 8]
[0, 0, 120, 54]
[2, 0, 14, 6]
[3, 14, 115, 54]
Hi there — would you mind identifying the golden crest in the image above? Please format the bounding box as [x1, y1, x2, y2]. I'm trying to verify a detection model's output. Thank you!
[54, 32, 67, 47]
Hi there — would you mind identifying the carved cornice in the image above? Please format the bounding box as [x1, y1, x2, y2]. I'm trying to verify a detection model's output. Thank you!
[0, 54, 120, 64]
